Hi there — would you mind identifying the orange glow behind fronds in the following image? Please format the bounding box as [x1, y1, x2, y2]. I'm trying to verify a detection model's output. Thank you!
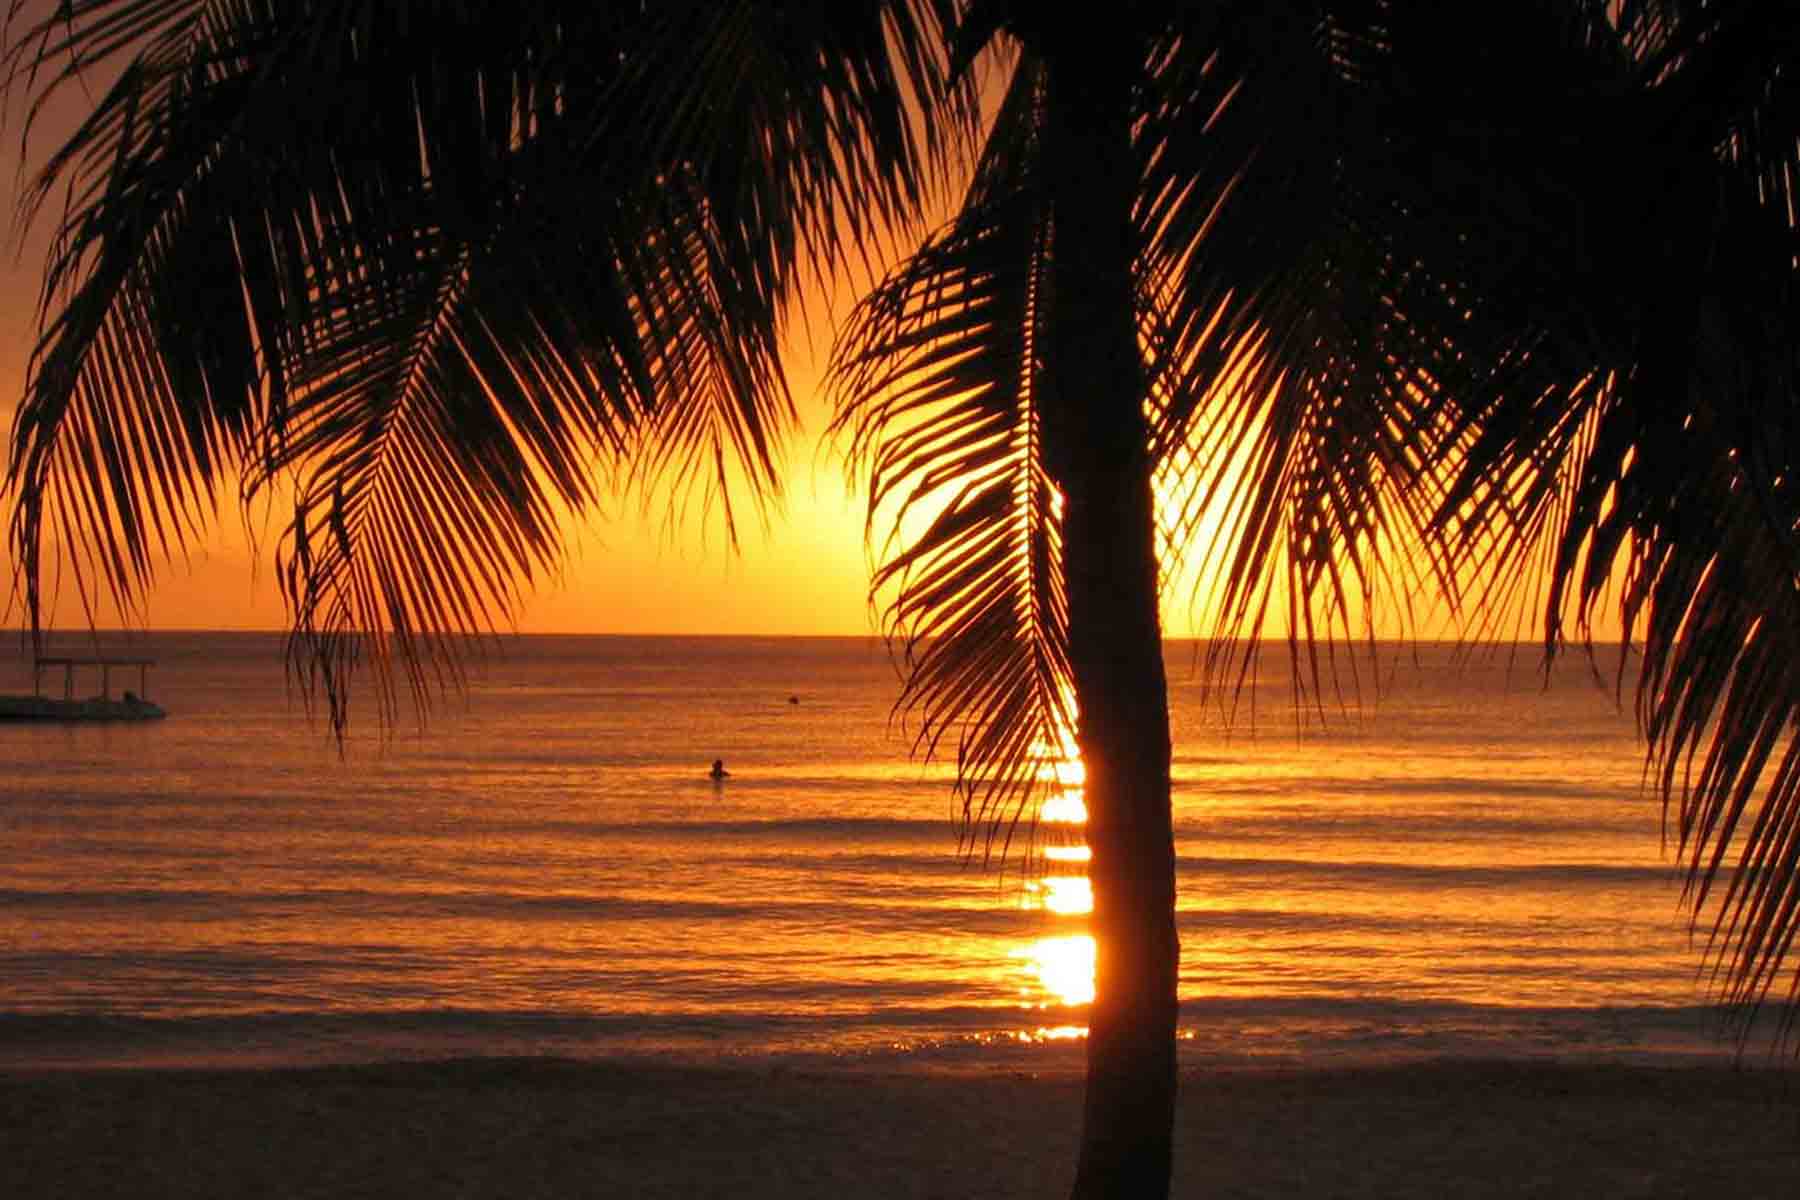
[0, 33, 1621, 643]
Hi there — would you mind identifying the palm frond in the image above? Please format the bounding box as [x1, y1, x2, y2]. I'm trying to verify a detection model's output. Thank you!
[831, 58, 1073, 861]
[1339, 0, 1800, 1040]
[1137, 2, 1473, 712]
[5, 0, 976, 733]
[1129, 0, 1800, 1039]
[7, 3, 643, 726]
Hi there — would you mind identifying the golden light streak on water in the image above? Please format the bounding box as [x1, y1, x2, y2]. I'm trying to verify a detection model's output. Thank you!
[1014, 688, 1095, 1021]
[1039, 791, 1088, 824]
[1015, 935, 1096, 1006]
[1031, 875, 1093, 915]
[1030, 709, 1085, 790]
[1013, 1025, 1086, 1042]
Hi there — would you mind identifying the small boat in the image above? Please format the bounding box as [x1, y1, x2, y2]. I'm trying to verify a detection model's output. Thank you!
[0, 655, 167, 722]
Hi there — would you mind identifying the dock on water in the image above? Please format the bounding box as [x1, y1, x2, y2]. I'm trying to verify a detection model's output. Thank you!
[0, 655, 167, 721]
[34, 655, 158, 702]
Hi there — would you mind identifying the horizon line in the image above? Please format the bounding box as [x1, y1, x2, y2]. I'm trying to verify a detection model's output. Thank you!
[7, 627, 1634, 649]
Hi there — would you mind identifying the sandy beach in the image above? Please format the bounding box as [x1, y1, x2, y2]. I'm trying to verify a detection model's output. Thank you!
[4, 1057, 1796, 1198]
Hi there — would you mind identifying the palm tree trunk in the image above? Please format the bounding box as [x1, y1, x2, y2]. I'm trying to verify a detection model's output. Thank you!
[1038, 29, 1179, 1200]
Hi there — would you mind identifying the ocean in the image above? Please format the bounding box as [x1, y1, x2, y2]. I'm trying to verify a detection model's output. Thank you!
[0, 632, 1763, 1071]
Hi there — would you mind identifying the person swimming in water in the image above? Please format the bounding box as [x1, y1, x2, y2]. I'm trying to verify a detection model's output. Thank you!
[709, 758, 730, 780]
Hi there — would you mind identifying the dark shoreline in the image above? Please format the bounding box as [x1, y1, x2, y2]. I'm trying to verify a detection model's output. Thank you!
[5, 1057, 1797, 1198]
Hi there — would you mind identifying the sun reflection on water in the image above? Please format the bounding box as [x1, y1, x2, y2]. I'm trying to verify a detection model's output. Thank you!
[1013, 1024, 1086, 1043]
[1039, 791, 1088, 824]
[1030, 875, 1093, 915]
[1014, 934, 1097, 1006]
[1013, 715, 1095, 1023]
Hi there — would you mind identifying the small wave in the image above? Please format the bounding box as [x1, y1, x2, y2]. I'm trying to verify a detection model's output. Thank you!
[1174, 856, 1679, 888]
[528, 816, 956, 841]
[0, 997, 1766, 1072]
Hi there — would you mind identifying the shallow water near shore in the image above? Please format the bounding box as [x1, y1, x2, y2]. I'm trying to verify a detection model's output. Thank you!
[0, 632, 1767, 1070]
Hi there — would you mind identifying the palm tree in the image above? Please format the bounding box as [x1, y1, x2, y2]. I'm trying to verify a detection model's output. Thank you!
[838, 1, 1800, 1188]
[9, 3, 1800, 1198]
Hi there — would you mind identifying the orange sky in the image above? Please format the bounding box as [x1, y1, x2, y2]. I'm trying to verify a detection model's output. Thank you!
[0, 12, 1582, 644]
[0, 253, 879, 636]
[0, 32, 883, 636]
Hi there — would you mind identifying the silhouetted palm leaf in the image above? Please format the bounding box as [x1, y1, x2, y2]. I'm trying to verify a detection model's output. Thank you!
[1331, 0, 1800, 1039]
[5, 0, 970, 730]
[1139, 3, 1453, 709]
[1126, 0, 1800, 1038]
[832, 58, 1073, 860]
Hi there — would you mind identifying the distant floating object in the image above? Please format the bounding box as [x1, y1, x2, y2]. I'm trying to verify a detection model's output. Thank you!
[787, 695, 799, 705]
[709, 758, 730, 781]
[0, 655, 167, 722]
[0, 694, 167, 721]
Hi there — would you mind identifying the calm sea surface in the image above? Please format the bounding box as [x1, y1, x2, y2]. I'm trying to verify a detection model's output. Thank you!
[0, 633, 1765, 1070]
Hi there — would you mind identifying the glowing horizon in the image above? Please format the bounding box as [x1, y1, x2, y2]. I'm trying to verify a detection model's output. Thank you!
[0, 23, 1609, 646]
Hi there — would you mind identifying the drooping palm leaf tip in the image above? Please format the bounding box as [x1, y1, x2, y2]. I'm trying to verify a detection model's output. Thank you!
[3, 0, 972, 735]
[1135, 3, 1465, 717]
[1366, 1, 1800, 1046]
[831, 57, 1074, 865]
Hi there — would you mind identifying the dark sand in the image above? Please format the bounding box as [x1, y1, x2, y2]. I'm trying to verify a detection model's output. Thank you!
[4, 1058, 1798, 1198]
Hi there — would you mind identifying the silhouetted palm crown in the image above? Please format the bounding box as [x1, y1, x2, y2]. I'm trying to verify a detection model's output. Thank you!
[8, 0, 1800, 1096]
